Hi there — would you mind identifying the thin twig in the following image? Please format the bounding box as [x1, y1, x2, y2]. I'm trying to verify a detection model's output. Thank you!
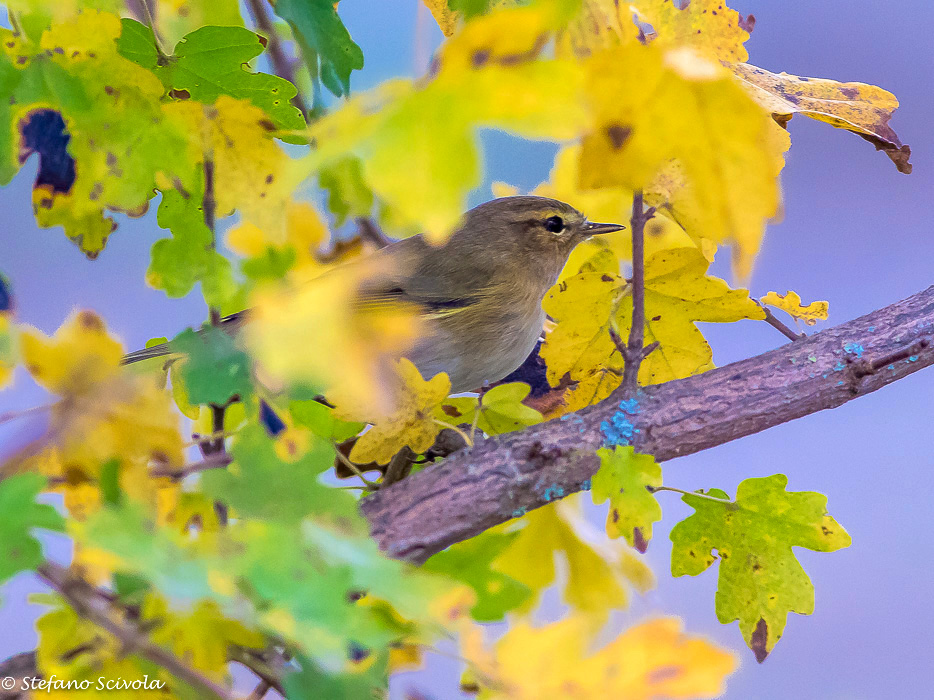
[355, 217, 394, 249]
[760, 305, 806, 342]
[150, 452, 233, 480]
[333, 448, 379, 489]
[134, 0, 169, 60]
[38, 562, 235, 700]
[202, 157, 221, 328]
[620, 191, 656, 396]
[244, 0, 310, 121]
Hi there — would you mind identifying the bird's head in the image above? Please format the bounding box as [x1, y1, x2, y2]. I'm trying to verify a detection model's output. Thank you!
[460, 196, 625, 263]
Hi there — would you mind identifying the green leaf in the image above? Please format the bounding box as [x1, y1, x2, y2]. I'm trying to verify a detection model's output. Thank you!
[318, 156, 374, 226]
[284, 651, 387, 700]
[98, 458, 122, 507]
[423, 531, 531, 621]
[438, 382, 543, 436]
[173, 326, 252, 405]
[592, 446, 662, 550]
[116, 18, 160, 71]
[0, 473, 65, 583]
[289, 399, 364, 443]
[669, 474, 851, 662]
[160, 25, 305, 130]
[273, 0, 364, 98]
[202, 424, 357, 526]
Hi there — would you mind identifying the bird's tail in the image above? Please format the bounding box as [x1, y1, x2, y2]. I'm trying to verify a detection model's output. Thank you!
[121, 342, 173, 365]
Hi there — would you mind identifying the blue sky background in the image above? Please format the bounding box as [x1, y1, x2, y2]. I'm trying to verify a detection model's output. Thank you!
[1, 1, 932, 698]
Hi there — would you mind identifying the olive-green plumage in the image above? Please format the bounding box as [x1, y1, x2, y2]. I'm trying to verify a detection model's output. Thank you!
[123, 196, 624, 393]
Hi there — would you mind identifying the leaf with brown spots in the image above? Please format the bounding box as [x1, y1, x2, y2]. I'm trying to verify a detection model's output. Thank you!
[670, 474, 851, 661]
[732, 62, 912, 173]
[592, 446, 662, 550]
[632, 0, 752, 63]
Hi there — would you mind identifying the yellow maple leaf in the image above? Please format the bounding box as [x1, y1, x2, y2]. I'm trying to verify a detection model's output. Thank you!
[555, 0, 638, 58]
[16, 312, 185, 519]
[166, 96, 297, 242]
[346, 359, 451, 465]
[422, 0, 462, 36]
[303, 1, 587, 241]
[19, 311, 123, 395]
[463, 615, 736, 699]
[542, 247, 765, 409]
[144, 595, 265, 679]
[246, 257, 422, 416]
[533, 144, 701, 282]
[492, 497, 653, 620]
[580, 43, 787, 278]
[760, 290, 829, 326]
[632, 0, 751, 63]
[732, 62, 912, 173]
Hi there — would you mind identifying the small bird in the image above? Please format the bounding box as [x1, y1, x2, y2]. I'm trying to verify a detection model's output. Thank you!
[123, 196, 624, 393]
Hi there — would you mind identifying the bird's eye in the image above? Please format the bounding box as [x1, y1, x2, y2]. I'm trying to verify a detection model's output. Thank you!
[543, 215, 565, 233]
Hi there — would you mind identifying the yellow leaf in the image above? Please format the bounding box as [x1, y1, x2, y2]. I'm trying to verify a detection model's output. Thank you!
[36, 595, 169, 700]
[166, 96, 296, 241]
[555, 0, 638, 57]
[580, 43, 786, 278]
[632, 0, 751, 63]
[15, 313, 185, 519]
[533, 145, 699, 282]
[422, 0, 461, 36]
[463, 615, 736, 699]
[347, 359, 451, 465]
[144, 595, 265, 679]
[246, 258, 422, 416]
[760, 290, 829, 326]
[542, 247, 765, 405]
[732, 62, 911, 174]
[492, 497, 653, 620]
[227, 199, 331, 272]
[19, 311, 122, 395]
[304, 2, 588, 241]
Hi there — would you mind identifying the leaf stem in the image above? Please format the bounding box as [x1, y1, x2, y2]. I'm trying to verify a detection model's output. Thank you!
[432, 418, 474, 448]
[759, 304, 806, 342]
[647, 484, 734, 504]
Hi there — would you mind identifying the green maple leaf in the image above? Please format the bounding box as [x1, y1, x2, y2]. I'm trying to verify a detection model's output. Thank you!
[670, 474, 851, 662]
[173, 326, 252, 406]
[273, 0, 364, 98]
[0, 473, 64, 583]
[284, 651, 387, 700]
[591, 446, 662, 550]
[201, 424, 357, 526]
[119, 21, 306, 130]
[423, 531, 531, 621]
[438, 382, 543, 436]
[148, 188, 239, 309]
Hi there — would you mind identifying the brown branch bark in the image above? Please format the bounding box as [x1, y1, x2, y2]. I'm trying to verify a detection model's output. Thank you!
[619, 191, 655, 394]
[361, 284, 934, 563]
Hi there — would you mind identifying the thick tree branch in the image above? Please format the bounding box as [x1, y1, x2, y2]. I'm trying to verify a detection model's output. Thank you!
[361, 284, 934, 563]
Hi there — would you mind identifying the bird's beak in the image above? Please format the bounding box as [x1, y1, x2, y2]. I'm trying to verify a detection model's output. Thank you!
[582, 221, 626, 236]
